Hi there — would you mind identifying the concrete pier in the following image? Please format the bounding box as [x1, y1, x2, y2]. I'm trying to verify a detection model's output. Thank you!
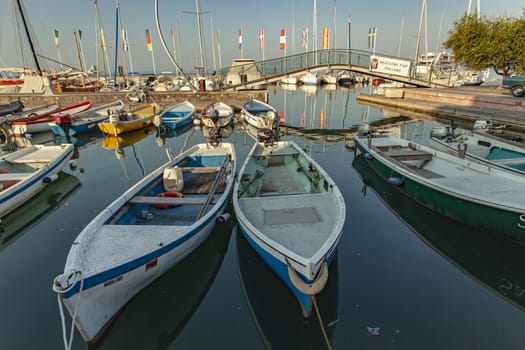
[357, 87, 525, 131]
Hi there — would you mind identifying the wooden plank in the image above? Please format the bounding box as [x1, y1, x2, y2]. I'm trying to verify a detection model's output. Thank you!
[182, 167, 219, 173]
[383, 149, 433, 161]
[129, 196, 218, 205]
[0, 173, 31, 181]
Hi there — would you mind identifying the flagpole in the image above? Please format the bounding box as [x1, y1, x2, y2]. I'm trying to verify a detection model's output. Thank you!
[113, 0, 119, 87]
[78, 30, 88, 73]
[210, 16, 217, 72]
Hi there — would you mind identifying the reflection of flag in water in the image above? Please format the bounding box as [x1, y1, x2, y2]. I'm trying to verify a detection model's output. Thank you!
[368, 27, 377, 49]
[279, 111, 285, 125]
[301, 28, 308, 49]
[320, 109, 325, 129]
[322, 28, 329, 49]
[280, 29, 286, 50]
[300, 111, 305, 128]
[145, 28, 153, 51]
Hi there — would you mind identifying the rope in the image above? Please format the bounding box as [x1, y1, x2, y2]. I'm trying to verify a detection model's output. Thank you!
[57, 277, 84, 350]
[312, 295, 332, 350]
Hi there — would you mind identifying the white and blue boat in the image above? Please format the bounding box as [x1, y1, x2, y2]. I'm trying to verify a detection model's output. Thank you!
[53, 142, 236, 345]
[240, 98, 278, 130]
[0, 143, 74, 219]
[159, 101, 195, 130]
[233, 139, 345, 317]
[48, 100, 125, 136]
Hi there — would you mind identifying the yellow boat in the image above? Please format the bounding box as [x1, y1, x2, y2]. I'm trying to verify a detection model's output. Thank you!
[98, 103, 162, 136]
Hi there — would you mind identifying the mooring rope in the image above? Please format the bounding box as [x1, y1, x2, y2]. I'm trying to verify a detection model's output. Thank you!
[312, 295, 332, 350]
[56, 277, 84, 350]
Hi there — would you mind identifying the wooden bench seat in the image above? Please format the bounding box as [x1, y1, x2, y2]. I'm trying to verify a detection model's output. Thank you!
[182, 167, 219, 173]
[383, 149, 434, 161]
[128, 196, 218, 205]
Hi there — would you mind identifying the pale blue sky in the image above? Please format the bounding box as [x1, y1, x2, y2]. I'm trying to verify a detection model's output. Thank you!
[1, 0, 523, 74]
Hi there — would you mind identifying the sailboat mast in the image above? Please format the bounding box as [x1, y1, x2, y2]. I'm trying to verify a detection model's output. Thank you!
[113, 0, 119, 87]
[195, 0, 205, 76]
[15, 0, 41, 73]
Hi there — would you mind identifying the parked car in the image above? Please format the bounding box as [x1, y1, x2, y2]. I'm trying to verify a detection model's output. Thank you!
[502, 75, 525, 97]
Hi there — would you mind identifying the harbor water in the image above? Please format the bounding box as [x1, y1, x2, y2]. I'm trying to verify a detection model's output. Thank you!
[0, 84, 524, 349]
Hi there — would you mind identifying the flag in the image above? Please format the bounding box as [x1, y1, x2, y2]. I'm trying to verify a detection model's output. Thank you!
[279, 28, 286, 50]
[217, 29, 221, 52]
[53, 29, 59, 49]
[170, 28, 174, 38]
[238, 28, 243, 50]
[322, 27, 329, 49]
[301, 28, 308, 49]
[368, 27, 377, 50]
[259, 28, 264, 51]
[100, 28, 107, 51]
[121, 29, 128, 52]
[145, 29, 153, 51]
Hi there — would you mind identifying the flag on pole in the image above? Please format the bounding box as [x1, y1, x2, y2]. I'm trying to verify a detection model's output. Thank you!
[301, 28, 308, 49]
[238, 28, 243, 50]
[53, 29, 59, 49]
[259, 28, 264, 51]
[322, 27, 329, 49]
[100, 28, 107, 51]
[279, 28, 286, 50]
[78, 30, 82, 40]
[121, 29, 128, 52]
[368, 27, 377, 50]
[145, 28, 153, 51]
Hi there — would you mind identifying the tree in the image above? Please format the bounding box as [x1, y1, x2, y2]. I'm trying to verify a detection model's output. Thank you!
[444, 15, 525, 77]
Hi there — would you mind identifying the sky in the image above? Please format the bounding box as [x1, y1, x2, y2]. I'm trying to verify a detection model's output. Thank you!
[1, 0, 523, 75]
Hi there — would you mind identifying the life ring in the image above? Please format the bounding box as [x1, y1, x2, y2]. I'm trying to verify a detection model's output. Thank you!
[154, 191, 184, 209]
[0, 170, 16, 191]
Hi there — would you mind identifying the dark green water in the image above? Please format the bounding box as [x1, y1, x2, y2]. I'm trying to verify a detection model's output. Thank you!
[0, 85, 524, 349]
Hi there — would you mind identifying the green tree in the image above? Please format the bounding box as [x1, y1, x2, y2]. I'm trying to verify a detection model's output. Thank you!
[444, 15, 525, 77]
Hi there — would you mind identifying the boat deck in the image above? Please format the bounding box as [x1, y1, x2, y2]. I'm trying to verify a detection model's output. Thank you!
[239, 192, 337, 258]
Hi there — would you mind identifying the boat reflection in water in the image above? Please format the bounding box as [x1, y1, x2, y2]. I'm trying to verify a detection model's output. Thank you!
[93, 207, 235, 349]
[0, 171, 81, 252]
[352, 153, 525, 312]
[102, 124, 157, 151]
[236, 226, 339, 349]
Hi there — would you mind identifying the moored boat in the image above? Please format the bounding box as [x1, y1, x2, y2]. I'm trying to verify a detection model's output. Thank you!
[98, 103, 162, 136]
[52, 142, 236, 345]
[199, 101, 233, 128]
[9, 101, 92, 135]
[0, 143, 75, 218]
[159, 101, 195, 130]
[48, 100, 125, 136]
[240, 98, 278, 130]
[353, 132, 525, 244]
[233, 137, 345, 317]
[0, 100, 24, 116]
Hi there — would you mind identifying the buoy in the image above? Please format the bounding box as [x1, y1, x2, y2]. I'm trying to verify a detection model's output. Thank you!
[387, 177, 403, 187]
[216, 213, 231, 224]
[43, 173, 58, 183]
[154, 191, 184, 209]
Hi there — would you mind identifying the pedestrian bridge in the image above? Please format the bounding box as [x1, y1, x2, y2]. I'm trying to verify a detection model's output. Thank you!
[218, 49, 452, 90]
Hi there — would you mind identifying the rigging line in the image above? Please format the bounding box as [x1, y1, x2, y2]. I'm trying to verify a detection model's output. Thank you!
[154, 0, 196, 91]
[312, 295, 333, 350]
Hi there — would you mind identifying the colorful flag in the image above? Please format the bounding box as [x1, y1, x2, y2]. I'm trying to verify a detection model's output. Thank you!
[301, 28, 308, 49]
[53, 29, 59, 49]
[78, 30, 82, 40]
[238, 28, 243, 50]
[145, 28, 153, 52]
[368, 27, 377, 50]
[100, 28, 107, 51]
[259, 28, 264, 51]
[121, 29, 128, 51]
[322, 27, 329, 49]
[280, 28, 286, 50]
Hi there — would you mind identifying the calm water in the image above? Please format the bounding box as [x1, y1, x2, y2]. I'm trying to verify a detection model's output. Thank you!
[0, 85, 524, 350]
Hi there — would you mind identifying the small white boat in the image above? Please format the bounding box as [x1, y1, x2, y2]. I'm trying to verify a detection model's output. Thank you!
[53, 142, 236, 345]
[240, 99, 278, 129]
[0, 143, 74, 218]
[233, 138, 345, 317]
[200, 101, 233, 128]
[299, 72, 320, 86]
[159, 101, 195, 130]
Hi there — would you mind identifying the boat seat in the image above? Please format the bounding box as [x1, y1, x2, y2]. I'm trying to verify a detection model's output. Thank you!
[182, 167, 219, 173]
[128, 196, 218, 205]
[0, 173, 30, 181]
[383, 149, 433, 161]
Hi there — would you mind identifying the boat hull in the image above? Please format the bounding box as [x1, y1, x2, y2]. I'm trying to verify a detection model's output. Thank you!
[354, 135, 525, 244]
